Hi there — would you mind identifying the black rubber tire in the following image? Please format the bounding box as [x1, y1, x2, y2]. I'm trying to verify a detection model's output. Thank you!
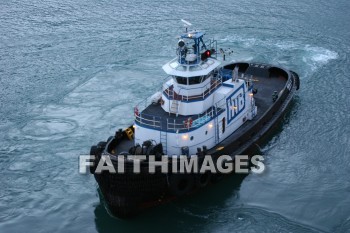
[107, 136, 114, 143]
[211, 173, 224, 183]
[97, 141, 107, 150]
[291, 70, 300, 90]
[134, 145, 142, 155]
[145, 146, 154, 156]
[168, 174, 194, 197]
[194, 172, 211, 188]
[89, 145, 99, 174]
[129, 146, 136, 155]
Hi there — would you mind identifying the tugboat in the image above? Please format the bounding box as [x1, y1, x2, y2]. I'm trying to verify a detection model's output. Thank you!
[89, 21, 300, 218]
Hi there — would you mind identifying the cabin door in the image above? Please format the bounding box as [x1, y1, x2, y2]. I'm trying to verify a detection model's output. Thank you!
[222, 117, 226, 134]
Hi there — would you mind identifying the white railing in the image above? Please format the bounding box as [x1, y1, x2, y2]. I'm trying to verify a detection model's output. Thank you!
[163, 76, 222, 102]
[180, 77, 222, 101]
[134, 113, 162, 129]
[134, 101, 223, 132]
[166, 106, 220, 132]
[162, 76, 174, 99]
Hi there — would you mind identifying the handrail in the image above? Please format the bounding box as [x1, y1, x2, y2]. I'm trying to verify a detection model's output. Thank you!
[166, 106, 223, 132]
[134, 113, 162, 129]
[167, 116, 212, 132]
[134, 95, 227, 132]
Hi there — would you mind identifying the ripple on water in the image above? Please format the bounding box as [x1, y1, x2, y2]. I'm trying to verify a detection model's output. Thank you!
[335, 217, 350, 233]
[8, 161, 33, 172]
[209, 206, 323, 233]
[21, 118, 78, 140]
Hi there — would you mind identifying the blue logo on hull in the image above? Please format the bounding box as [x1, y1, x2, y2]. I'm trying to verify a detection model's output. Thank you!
[226, 84, 245, 124]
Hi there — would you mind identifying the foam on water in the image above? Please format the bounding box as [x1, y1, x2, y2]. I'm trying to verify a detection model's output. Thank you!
[21, 118, 78, 140]
[303, 45, 339, 71]
[220, 35, 339, 77]
[13, 68, 158, 144]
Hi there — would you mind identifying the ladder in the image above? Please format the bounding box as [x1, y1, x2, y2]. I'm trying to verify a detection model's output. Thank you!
[160, 130, 167, 155]
[169, 100, 179, 116]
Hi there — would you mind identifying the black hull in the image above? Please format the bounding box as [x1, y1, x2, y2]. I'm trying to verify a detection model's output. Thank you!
[91, 62, 300, 218]
[95, 168, 168, 217]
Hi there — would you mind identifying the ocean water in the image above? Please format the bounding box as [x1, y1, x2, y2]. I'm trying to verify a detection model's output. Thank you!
[0, 0, 349, 232]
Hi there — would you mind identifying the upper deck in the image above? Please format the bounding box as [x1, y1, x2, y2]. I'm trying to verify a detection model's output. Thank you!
[162, 57, 221, 77]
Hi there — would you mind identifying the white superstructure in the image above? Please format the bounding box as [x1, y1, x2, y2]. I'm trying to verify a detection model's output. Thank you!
[134, 28, 257, 155]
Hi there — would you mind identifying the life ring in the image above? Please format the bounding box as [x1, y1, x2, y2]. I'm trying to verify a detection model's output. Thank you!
[134, 107, 139, 116]
[168, 174, 194, 197]
[184, 117, 193, 129]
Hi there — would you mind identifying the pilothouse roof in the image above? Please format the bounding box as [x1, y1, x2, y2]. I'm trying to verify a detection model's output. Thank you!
[162, 57, 221, 77]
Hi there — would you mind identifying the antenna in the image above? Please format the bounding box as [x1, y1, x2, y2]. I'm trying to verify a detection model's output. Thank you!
[181, 19, 192, 26]
[181, 19, 192, 32]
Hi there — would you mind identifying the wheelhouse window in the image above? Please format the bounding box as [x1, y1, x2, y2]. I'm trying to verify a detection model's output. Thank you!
[188, 76, 202, 85]
[188, 74, 211, 85]
[174, 73, 211, 85]
[202, 74, 210, 82]
[175, 76, 188, 85]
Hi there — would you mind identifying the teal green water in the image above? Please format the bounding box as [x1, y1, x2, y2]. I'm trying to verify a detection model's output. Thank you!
[1, 0, 349, 232]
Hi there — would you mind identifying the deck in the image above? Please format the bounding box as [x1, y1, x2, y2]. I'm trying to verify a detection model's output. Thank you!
[137, 104, 224, 132]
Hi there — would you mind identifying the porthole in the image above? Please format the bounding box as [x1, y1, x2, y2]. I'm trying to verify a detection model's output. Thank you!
[190, 136, 194, 141]
[205, 131, 208, 135]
